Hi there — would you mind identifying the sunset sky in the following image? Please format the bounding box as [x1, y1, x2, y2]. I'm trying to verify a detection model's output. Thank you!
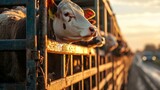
[109, 0, 160, 52]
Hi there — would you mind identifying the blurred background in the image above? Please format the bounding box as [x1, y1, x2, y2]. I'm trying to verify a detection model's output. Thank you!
[109, 0, 160, 90]
[109, 0, 160, 52]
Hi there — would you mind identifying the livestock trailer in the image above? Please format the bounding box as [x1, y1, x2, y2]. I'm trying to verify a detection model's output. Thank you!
[0, 0, 133, 90]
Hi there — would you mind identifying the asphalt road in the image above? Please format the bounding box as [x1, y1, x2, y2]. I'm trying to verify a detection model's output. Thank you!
[127, 54, 160, 90]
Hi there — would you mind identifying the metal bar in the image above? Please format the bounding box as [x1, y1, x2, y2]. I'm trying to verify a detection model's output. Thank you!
[0, 83, 25, 90]
[70, 55, 73, 90]
[47, 39, 96, 55]
[72, 0, 94, 7]
[104, 4, 108, 33]
[0, 39, 26, 50]
[95, 1, 100, 88]
[111, 56, 115, 90]
[117, 59, 123, 66]
[99, 77, 106, 90]
[38, 0, 48, 89]
[48, 67, 97, 90]
[96, 49, 100, 90]
[62, 54, 66, 90]
[106, 72, 113, 82]
[89, 55, 92, 89]
[108, 84, 113, 90]
[95, 0, 100, 30]
[116, 72, 123, 87]
[26, 0, 37, 89]
[102, 0, 113, 16]
[0, 0, 26, 6]
[63, 54, 66, 77]
[81, 55, 84, 90]
[99, 62, 112, 72]
[114, 57, 118, 90]
[116, 65, 124, 76]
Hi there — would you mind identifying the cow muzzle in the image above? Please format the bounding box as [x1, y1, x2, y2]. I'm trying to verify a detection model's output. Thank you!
[89, 26, 96, 36]
[80, 26, 96, 37]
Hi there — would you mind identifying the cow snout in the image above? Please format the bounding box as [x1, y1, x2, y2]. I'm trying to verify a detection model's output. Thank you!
[89, 27, 95, 33]
[89, 26, 96, 36]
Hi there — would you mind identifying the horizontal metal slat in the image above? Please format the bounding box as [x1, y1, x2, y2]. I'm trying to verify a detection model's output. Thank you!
[99, 78, 107, 90]
[47, 39, 96, 55]
[0, 0, 27, 6]
[0, 39, 26, 50]
[0, 83, 25, 90]
[108, 84, 113, 90]
[116, 72, 124, 86]
[99, 62, 112, 72]
[93, 72, 113, 90]
[117, 59, 123, 66]
[116, 65, 124, 76]
[106, 72, 113, 81]
[48, 67, 97, 90]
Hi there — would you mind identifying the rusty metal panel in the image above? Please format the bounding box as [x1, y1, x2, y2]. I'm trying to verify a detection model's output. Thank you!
[0, 39, 26, 50]
[47, 39, 96, 55]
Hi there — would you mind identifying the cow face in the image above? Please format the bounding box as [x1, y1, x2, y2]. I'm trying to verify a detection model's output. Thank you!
[51, 0, 96, 43]
[101, 33, 118, 53]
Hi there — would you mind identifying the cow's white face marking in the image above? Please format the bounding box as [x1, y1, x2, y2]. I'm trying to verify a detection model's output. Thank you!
[52, 0, 96, 43]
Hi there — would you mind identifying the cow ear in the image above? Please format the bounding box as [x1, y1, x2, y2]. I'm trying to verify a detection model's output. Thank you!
[84, 8, 95, 20]
[47, 0, 57, 19]
[88, 19, 96, 25]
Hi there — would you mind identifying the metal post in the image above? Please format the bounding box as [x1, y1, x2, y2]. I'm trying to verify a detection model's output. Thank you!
[38, 0, 48, 89]
[104, 6, 108, 34]
[70, 55, 73, 90]
[81, 55, 84, 90]
[95, 0, 100, 89]
[26, 0, 37, 89]
[63, 54, 66, 90]
[89, 55, 92, 89]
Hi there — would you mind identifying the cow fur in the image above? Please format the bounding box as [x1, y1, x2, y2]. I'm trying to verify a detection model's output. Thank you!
[0, 9, 26, 82]
[100, 33, 118, 54]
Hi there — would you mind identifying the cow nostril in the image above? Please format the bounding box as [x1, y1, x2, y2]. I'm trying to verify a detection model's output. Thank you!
[89, 27, 95, 32]
[101, 38, 104, 41]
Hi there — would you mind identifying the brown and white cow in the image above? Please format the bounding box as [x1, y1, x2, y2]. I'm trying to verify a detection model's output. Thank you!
[0, 0, 104, 82]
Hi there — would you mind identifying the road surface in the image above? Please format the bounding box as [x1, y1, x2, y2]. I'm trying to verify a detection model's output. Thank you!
[127, 54, 160, 90]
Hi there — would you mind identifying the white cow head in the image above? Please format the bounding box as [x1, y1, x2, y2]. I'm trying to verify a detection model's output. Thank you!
[49, 0, 97, 43]
[101, 33, 118, 53]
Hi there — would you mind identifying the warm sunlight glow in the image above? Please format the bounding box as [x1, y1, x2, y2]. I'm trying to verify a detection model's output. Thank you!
[110, 0, 160, 52]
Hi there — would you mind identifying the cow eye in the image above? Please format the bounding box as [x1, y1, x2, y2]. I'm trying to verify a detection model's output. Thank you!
[64, 12, 69, 17]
